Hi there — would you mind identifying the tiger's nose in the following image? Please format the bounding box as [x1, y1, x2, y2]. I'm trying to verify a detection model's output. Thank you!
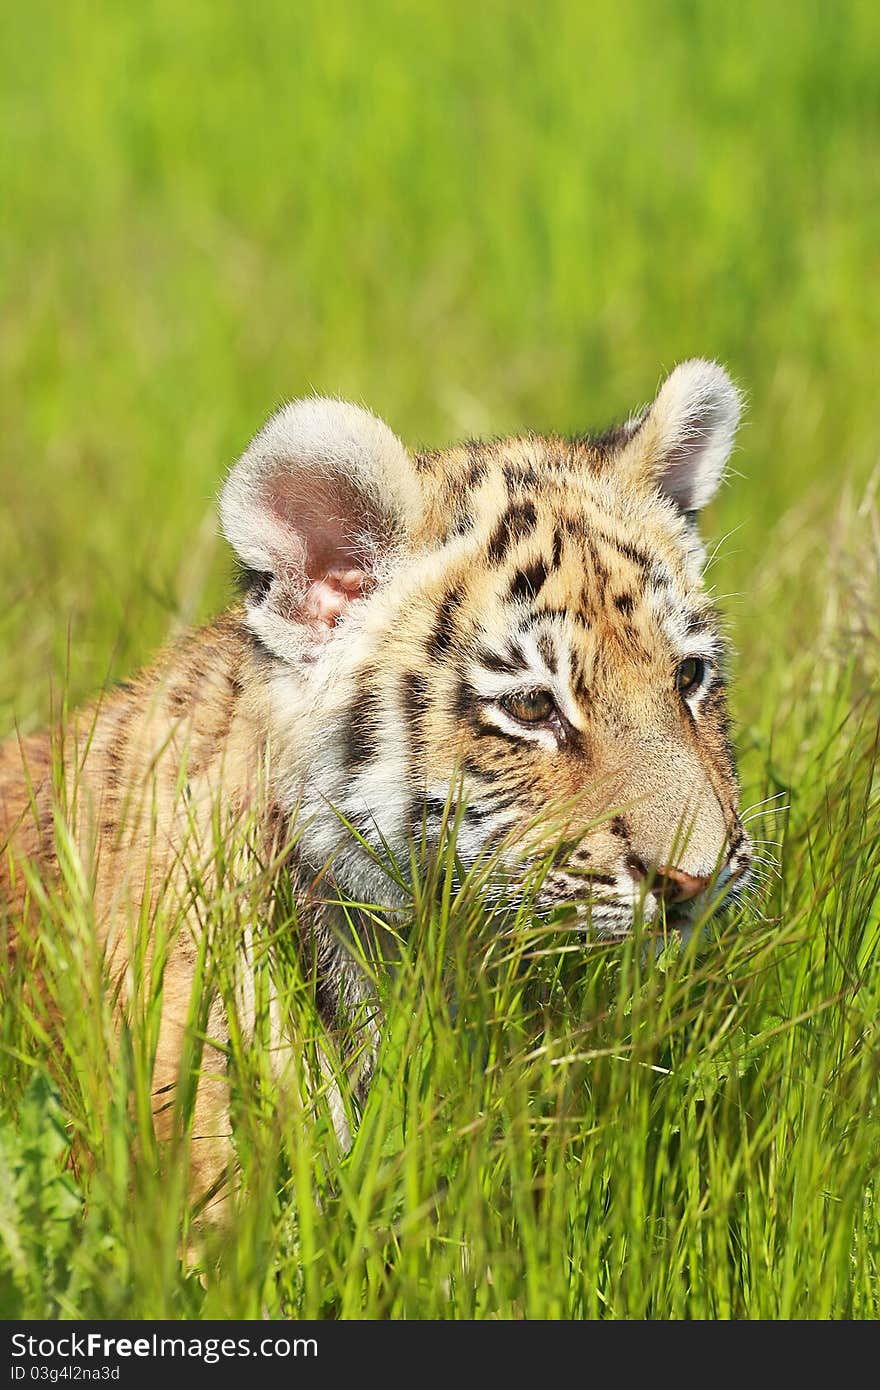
[626, 856, 710, 904]
[654, 866, 711, 904]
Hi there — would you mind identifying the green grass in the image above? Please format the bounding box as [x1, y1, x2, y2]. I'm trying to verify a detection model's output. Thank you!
[2, 0, 880, 1318]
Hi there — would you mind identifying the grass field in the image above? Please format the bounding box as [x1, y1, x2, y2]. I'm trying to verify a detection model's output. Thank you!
[1, 0, 880, 1318]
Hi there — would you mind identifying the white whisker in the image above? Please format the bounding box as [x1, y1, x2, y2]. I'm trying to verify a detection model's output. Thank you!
[740, 791, 790, 821]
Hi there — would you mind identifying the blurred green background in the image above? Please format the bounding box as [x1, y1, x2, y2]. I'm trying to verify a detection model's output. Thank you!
[2, 0, 880, 1321]
[2, 0, 878, 723]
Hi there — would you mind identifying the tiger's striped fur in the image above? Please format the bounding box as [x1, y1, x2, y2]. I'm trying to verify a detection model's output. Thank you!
[0, 358, 752, 1203]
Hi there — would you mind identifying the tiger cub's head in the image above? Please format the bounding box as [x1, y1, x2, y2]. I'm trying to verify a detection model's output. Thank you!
[221, 360, 751, 935]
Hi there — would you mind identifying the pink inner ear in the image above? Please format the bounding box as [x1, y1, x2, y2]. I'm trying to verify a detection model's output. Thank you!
[301, 568, 369, 629]
[258, 472, 391, 634]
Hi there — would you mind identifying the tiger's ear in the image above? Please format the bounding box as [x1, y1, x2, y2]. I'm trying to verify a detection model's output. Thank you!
[220, 398, 421, 662]
[618, 359, 742, 513]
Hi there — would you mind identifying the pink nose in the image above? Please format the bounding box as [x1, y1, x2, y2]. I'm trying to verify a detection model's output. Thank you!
[627, 855, 710, 904]
[653, 866, 710, 904]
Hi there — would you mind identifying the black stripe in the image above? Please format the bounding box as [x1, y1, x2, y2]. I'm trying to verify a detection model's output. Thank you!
[509, 638, 527, 667]
[572, 666, 591, 706]
[503, 462, 540, 489]
[235, 566, 273, 602]
[475, 645, 527, 675]
[529, 605, 568, 624]
[536, 630, 558, 674]
[418, 797, 505, 828]
[487, 501, 538, 563]
[465, 448, 488, 488]
[461, 753, 497, 782]
[448, 508, 473, 536]
[470, 707, 548, 747]
[648, 561, 674, 590]
[402, 671, 430, 749]
[581, 412, 646, 458]
[427, 587, 464, 661]
[509, 559, 548, 604]
[586, 542, 609, 588]
[344, 678, 382, 768]
[453, 678, 476, 723]
[684, 611, 713, 637]
[473, 790, 518, 813]
[593, 528, 653, 572]
[471, 719, 520, 745]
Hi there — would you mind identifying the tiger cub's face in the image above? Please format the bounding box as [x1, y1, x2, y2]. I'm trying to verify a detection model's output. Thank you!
[221, 359, 752, 935]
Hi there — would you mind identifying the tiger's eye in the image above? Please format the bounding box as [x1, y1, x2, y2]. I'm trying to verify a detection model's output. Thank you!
[676, 657, 705, 694]
[500, 689, 556, 724]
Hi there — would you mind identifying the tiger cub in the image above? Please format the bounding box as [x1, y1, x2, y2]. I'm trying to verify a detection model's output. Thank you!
[0, 358, 752, 1202]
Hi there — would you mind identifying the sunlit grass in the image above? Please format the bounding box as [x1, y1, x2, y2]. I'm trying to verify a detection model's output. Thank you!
[2, 504, 879, 1316]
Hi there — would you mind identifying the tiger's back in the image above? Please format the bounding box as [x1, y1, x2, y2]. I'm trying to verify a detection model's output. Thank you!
[1, 613, 269, 922]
